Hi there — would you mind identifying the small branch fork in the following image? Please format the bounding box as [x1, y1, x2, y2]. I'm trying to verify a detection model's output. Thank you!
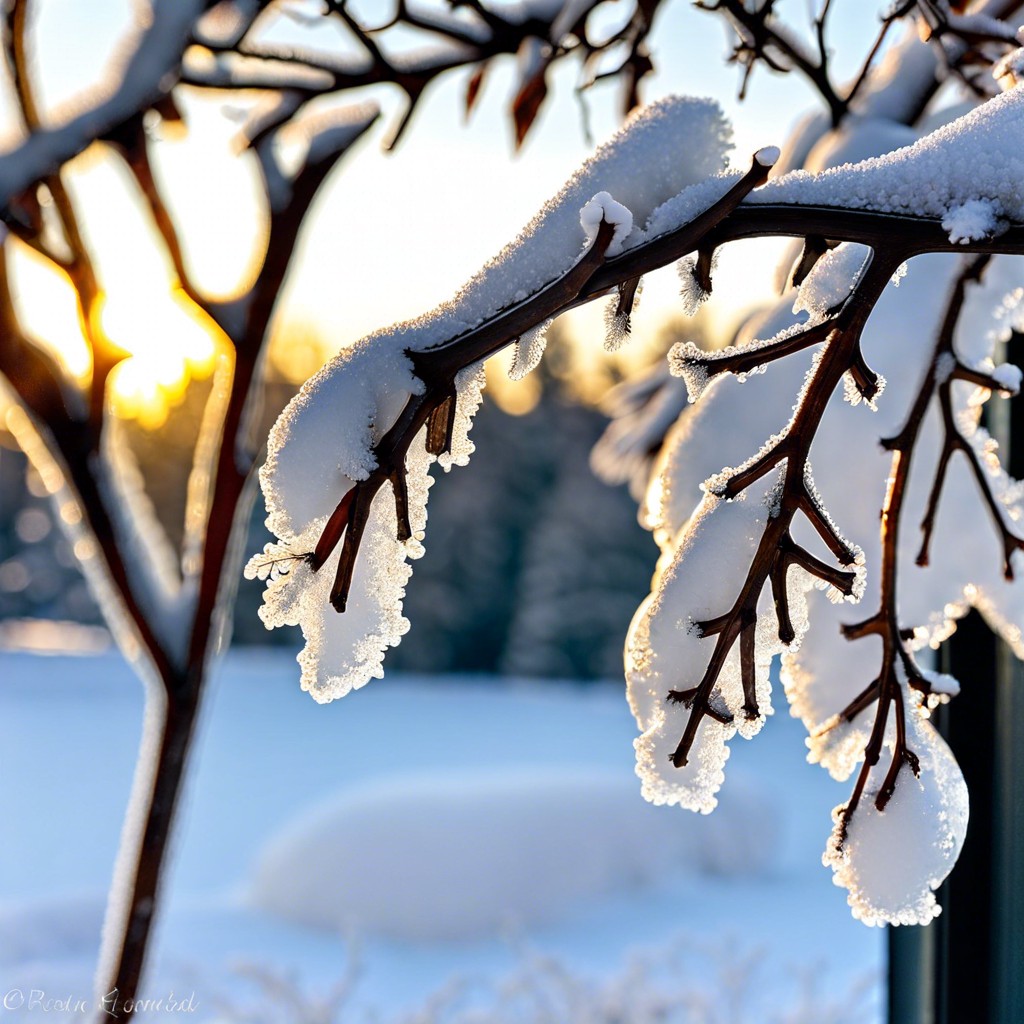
[694, 0, 1024, 127]
[305, 213, 620, 608]
[660, 250, 1023, 838]
[674, 317, 839, 393]
[184, 0, 669, 151]
[815, 253, 1024, 847]
[693, 0, 912, 126]
[916, 359, 1024, 582]
[915, 0, 1024, 97]
[663, 252, 901, 769]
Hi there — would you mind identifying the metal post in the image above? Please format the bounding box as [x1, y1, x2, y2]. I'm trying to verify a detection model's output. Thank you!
[992, 641, 1024, 1021]
[888, 332, 1024, 1023]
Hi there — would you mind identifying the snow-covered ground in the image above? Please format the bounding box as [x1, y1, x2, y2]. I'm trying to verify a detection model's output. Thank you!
[0, 648, 882, 1021]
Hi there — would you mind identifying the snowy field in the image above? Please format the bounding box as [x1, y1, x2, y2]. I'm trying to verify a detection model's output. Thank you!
[0, 648, 882, 1021]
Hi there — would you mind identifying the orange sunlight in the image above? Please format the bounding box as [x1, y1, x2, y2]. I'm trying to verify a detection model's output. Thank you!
[3, 109, 264, 429]
[9, 238, 222, 431]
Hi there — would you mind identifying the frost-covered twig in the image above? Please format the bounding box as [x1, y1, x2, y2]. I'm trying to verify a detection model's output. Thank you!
[654, 250, 902, 772]
[670, 317, 838, 401]
[260, 85, 1024, 774]
[313, 215, 620, 611]
[802, 255, 1005, 924]
[0, 238, 180, 689]
[300, 151, 774, 617]
[916, 363, 1024, 580]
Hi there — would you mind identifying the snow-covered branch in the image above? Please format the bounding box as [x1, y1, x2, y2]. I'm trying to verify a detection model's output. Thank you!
[251, 73, 1024, 930]
[0, 0, 209, 210]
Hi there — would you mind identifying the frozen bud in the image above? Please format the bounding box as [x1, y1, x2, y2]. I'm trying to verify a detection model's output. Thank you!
[580, 191, 633, 256]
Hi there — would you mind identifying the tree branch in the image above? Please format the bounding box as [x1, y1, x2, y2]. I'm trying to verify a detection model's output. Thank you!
[827, 255, 992, 842]
[5, 0, 115, 430]
[0, 0, 214, 210]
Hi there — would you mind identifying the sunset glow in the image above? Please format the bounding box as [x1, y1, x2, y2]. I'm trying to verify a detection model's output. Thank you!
[102, 287, 219, 428]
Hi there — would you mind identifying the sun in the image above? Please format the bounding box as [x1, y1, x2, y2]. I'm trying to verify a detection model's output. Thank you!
[102, 285, 220, 429]
[6, 239, 222, 431]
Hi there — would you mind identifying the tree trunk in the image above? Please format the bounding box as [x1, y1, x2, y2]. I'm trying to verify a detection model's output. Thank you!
[95, 678, 201, 1017]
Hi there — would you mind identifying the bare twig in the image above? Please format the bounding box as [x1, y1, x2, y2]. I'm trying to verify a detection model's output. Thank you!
[695, 0, 847, 125]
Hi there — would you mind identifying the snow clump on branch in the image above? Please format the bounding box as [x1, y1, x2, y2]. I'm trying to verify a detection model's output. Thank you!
[638, 243, 1024, 925]
[754, 87, 1024, 237]
[823, 711, 969, 927]
[611, 85, 1024, 928]
[250, 78, 1024, 929]
[248, 95, 734, 702]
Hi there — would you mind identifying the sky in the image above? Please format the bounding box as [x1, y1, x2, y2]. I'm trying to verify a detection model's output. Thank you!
[259, 1, 879, 352]
[1, 0, 885, 420]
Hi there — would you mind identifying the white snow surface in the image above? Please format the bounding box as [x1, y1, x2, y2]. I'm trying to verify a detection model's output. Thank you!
[823, 711, 969, 927]
[942, 199, 1001, 244]
[803, 115, 919, 174]
[793, 243, 871, 319]
[991, 361, 1023, 392]
[580, 191, 633, 256]
[254, 95, 733, 702]
[752, 88, 1024, 227]
[251, 766, 779, 941]
[627, 468, 864, 816]
[0, 650, 882, 1019]
[920, 668, 961, 698]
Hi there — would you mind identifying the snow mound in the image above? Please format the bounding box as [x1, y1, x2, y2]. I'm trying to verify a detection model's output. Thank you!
[823, 714, 969, 927]
[0, 892, 105, 963]
[755, 88, 1024, 226]
[793, 243, 871, 319]
[249, 766, 781, 941]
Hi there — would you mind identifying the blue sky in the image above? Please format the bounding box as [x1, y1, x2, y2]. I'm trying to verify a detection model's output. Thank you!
[8, 1, 886, 396]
